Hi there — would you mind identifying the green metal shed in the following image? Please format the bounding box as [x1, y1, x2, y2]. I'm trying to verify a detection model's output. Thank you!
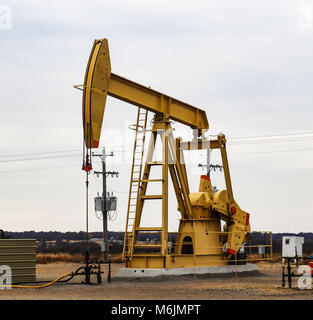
[0, 239, 36, 284]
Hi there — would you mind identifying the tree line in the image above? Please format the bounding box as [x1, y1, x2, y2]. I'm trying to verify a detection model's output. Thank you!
[2, 230, 313, 255]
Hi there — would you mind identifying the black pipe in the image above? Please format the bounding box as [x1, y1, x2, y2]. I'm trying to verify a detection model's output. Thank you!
[85, 249, 91, 284]
[107, 259, 111, 283]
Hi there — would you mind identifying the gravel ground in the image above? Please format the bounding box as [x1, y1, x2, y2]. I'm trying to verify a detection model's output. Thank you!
[0, 262, 312, 300]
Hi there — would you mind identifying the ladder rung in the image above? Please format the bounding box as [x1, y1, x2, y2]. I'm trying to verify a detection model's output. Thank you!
[134, 244, 162, 247]
[141, 179, 163, 182]
[141, 195, 163, 200]
[136, 227, 162, 231]
[147, 161, 163, 166]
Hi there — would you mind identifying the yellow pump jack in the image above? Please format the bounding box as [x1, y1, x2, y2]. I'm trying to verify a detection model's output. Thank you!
[76, 38, 251, 269]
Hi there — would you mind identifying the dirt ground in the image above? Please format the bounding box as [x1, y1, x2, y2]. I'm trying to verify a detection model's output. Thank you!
[0, 262, 312, 300]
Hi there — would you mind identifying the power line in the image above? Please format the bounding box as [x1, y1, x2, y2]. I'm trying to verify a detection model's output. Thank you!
[1, 130, 312, 166]
[0, 145, 133, 159]
[229, 136, 313, 145]
[1, 146, 312, 174]
[0, 153, 81, 163]
[0, 149, 81, 158]
[1, 130, 312, 159]
[0, 164, 79, 174]
[230, 130, 313, 140]
[230, 147, 313, 155]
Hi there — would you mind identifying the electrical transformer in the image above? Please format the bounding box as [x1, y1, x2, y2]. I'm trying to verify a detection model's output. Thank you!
[94, 195, 117, 212]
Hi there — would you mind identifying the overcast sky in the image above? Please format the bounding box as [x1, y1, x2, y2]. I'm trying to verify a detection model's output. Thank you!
[0, 0, 312, 234]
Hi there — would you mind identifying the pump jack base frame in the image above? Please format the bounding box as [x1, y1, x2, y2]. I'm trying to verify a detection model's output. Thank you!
[116, 264, 257, 279]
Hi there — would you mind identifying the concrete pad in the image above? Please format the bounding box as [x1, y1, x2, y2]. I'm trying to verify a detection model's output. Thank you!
[116, 264, 258, 278]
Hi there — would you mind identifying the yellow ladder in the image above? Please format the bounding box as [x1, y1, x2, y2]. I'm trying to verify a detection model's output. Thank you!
[123, 108, 148, 260]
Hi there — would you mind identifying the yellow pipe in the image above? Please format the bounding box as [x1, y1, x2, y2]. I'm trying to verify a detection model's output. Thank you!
[0, 272, 72, 289]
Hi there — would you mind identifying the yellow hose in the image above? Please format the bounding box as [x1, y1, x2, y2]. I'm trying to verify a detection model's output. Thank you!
[0, 272, 72, 289]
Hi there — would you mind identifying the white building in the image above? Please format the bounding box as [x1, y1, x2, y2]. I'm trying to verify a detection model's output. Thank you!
[282, 236, 304, 258]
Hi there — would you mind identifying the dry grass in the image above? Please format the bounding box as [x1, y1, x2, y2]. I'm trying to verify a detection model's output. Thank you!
[246, 253, 281, 264]
[110, 254, 123, 263]
[36, 253, 85, 264]
[36, 253, 124, 264]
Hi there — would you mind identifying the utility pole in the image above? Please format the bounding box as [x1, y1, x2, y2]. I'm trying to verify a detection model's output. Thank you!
[198, 149, 211, 176]
[198, 149, 223, 176]
[93, 147, 119, 263]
